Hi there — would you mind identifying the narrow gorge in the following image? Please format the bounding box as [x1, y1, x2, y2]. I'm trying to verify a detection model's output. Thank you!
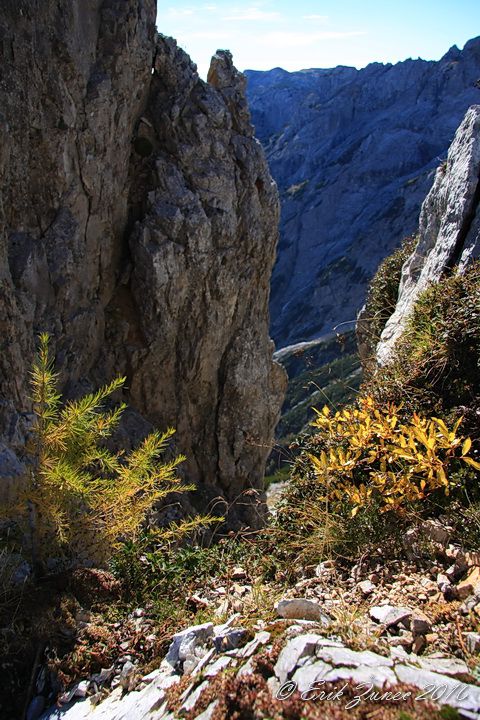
[1, 3, 480, 720]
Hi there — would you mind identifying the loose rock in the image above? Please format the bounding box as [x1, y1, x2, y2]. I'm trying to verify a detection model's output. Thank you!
[370, 605, 412, 627]
[358, 580, 376, 597]
[165, 622, 214, 669]
[276, 598, 331, 624]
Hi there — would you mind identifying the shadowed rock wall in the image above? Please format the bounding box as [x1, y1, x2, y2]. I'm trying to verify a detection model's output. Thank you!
[0, 1, 286, 527]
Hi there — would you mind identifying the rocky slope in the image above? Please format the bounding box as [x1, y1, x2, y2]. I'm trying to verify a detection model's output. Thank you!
[38, 524, 480, 720]
[0, 1, 285, 526]
[245, 38, 480, 348]
[376, 104, 480, 363]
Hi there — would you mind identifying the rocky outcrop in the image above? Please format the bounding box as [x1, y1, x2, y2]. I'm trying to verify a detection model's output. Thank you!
[245, 38, 480, 348]
[30, 517, 480, 719]
[377, 105, 480, 363]
[40, 624, 480, 719]
[0, 2, 285, 526]
[39, 595, 480, 719]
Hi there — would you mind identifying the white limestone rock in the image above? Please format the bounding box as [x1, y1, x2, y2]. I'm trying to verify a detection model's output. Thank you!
[291, 660, 333, 693]
[275, 598, 331, 624]
[395, 664, 480, 716]
[274, 634, 323, 685]
[369, 605, 412, 627]
[165, 622, 214, 669]
[316, 646, 394, 668]
[377, 105, 480, 363]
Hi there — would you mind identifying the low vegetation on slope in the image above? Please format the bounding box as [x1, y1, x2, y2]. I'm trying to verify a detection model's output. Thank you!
[357, 235, 417, 367]
[266, 331, 362, 483]
[367, 262, 480, 421]
[2, 262, 480, 719]
[273, 259, 480, 565]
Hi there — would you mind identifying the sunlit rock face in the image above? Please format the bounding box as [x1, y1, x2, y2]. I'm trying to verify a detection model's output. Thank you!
[376, 104, 480, 364]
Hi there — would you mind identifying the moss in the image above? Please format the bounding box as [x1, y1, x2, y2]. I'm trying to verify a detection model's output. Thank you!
[360, 235, 417, 366]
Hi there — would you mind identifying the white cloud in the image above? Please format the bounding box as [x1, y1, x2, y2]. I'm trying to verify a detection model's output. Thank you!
[166, 7, 195, 17]
[223, 7, 281, 21]
[302, 14, 328, 22]
[262, 30, 367, 48]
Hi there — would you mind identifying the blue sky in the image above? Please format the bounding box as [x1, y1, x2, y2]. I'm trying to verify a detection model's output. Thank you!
[157, 1, 480, 78]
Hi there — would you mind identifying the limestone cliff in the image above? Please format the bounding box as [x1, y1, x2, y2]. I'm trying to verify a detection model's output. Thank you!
[376, 105, 480, 364]
[0, 1, 285, 527]
[245, 38, 480, 348]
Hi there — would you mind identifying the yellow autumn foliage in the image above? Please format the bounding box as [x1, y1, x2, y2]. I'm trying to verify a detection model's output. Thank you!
[308, 396, 480, 516]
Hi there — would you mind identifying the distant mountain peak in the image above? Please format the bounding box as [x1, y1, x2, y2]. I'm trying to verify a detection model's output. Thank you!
[246, 37, 480, 348]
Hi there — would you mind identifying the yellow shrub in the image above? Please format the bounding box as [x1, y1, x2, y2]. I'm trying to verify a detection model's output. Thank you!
[308, 396, 480, 516]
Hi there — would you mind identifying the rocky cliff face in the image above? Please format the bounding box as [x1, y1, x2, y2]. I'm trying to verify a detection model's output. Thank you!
[376, 104, 480, 363]
[0, 1, 285, 527]
[245, 38, 480, 348]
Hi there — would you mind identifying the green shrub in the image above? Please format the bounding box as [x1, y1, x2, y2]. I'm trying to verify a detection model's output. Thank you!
[7, 334, 213, 577]
[359, 235, 417, 367]
[365, 262, 480, 424]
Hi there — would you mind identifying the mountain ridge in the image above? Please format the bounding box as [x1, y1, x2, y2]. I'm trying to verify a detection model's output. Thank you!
[246, 37, 475, 78]
[245, 36, 480, 348]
